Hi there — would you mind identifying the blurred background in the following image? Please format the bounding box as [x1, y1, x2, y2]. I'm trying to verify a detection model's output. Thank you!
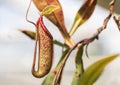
[0, 0, 120, 85]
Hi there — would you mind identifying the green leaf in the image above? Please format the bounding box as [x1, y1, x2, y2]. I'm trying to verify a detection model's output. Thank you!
[19, 29, 36, 40]
[79, 54, 119, 85]
[42, 72, 55, 85]
[42, 49, 70, 85]
[69, 0, 97, 36]
[41, 5, 60, 16]
[71, 45, 84, 85]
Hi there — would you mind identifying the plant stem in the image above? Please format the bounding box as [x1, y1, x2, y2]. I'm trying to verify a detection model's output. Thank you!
[53, 0, 115, 84]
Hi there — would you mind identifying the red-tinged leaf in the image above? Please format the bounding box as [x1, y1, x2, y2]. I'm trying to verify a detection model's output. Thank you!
[69, 0, 97, 36]
[33, 0, 67, 32]
[33, 0, 75, 47]
[32, 16, 53, 78]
